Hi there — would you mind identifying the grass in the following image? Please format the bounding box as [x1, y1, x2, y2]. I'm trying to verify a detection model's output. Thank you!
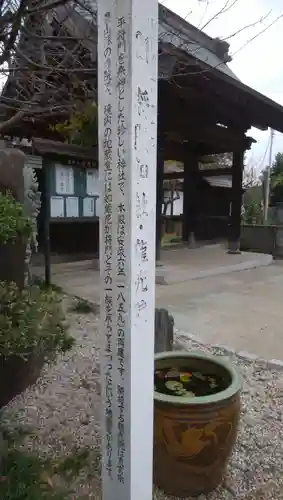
[32, 276, 100, 315]
[0, 450, 68, 500]
[69, 298, 99, 315]
[56, 448, 90, 481]
[46, 283, 64, 294]
[0, 447, 93, 499]
[31, 276, 64, 294]
[161, 233, 182, 247]
[0, 420, 93, 500]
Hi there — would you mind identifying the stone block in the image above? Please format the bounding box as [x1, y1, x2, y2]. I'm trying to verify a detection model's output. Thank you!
[0, 148, 25, 202]
[155, 308, 174, 353]
[0, 148, 26, 287]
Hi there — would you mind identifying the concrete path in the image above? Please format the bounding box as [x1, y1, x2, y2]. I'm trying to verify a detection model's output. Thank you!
[156, 244, 272, 284]
[37, 245, 283, 361]
[156, 263, 283, 361]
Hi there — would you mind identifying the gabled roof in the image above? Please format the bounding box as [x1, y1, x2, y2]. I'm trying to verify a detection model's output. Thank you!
[158, 5, 239, 81]
[60, 2, 283, 133]
[156, 6, 283, 133]
[1, 2, 283, 137]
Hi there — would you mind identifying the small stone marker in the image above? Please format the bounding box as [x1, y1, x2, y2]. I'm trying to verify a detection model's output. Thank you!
[155, 308, 174, 353]
[97, 0, 158, 499]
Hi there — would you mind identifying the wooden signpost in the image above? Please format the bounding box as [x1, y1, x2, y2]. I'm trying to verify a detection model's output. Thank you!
[97, 0, 158, 498]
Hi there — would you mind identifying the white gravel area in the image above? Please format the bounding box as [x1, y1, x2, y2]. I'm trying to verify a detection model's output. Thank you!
[2, 304, 283, 499]
[2, 303, 102, 498]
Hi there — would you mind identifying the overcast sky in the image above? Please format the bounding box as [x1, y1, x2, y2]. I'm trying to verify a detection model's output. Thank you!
[163, 0, 283, 173]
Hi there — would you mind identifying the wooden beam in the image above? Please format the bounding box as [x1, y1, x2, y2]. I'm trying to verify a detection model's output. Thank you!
[159, 89, 216, 131]
[167, 78, 251, 131]
[163, 112, 248, 151]
[198, 167, 232, 177]
[228, 150, 244, 254]
[159, 91, 251, 152]
[182, 150, 199, 243]
[32, 138, 97, 162]
[163, 141, 185, 161]
[164, 171, 184, 179]
[156, 134, 165, 261]
[193, 143, 241, 155]
[163, 136, 240, 156]
[164, 167, 234, 179]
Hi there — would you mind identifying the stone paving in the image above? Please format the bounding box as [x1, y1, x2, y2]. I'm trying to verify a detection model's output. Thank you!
[37, 245, 283, 361]
[34, 244, 272, 301]
[155, 244, 272, 285]
[156, 262, 283, 361]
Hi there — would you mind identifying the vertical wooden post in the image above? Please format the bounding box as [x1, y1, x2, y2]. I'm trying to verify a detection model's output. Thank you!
[156, 137, 165, 262]
[182, 155, 190, 243]
[182, 151, 198, 246]
[97, 1, 158, 499]
[43, 161, 51, 286]
[228, 149, 244, 254]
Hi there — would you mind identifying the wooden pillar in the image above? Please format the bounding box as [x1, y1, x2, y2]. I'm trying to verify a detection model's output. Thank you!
[228, 149, 244, 254]
[182, 151, 198, 247]
[156, 137, 165, 262]
[43, 161, 51, 286]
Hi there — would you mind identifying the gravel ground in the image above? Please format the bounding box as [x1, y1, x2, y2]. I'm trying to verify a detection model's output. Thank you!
[172, 335, 283, 500]
[2, 303, 283, 499]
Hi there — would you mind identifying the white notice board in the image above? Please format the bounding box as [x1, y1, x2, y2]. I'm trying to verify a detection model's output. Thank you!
[83, 197, 95, 217]
[66, 197, 79, 217]
[55, 165, 74, 195]
[50, 196, 64, 218]
[95, 196, 102, 217]
[86, 169, 99, 196]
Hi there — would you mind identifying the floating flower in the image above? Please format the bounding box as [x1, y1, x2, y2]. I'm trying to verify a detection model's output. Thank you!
[180, 372, 192, 382]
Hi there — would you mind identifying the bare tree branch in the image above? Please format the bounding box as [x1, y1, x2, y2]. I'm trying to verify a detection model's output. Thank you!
[158, 3, 275, 83]
[232, 12, 283, 57]
[27, 0, 71, 15]
[159, 5, 282, 82]
[0, 109, 25, 132]
[197, 0, 209, 29]
[0, 0, 27, 66]
[221, 10, 271, 42]
[0, 0, 281, 136]
[201, 0, 239, 30]
[163, 180, 180, 216]
[0, 0, 96, 131]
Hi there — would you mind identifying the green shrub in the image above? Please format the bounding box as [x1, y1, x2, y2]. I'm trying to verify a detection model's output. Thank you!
[0, 282, 74, 360]
[0, 420, 92, 500]
[242, 200, 263, 225]
[0, 192, 32, 244]
[0, 449, 68, 500]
